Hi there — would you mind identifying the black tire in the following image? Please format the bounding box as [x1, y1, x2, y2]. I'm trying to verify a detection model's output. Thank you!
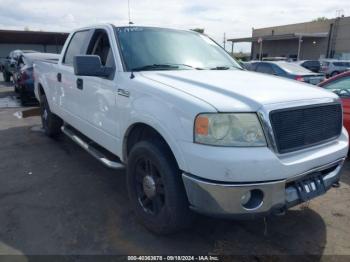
[40, 94, 63, 138]
[127, 140, 194, 235]
[3, 72, 11, 82]
[19, 87, 28, 106]
[331, 71, 339, 77]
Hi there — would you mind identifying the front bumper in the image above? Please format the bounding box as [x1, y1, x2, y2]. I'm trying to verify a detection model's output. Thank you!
[182, 158, 345, 217]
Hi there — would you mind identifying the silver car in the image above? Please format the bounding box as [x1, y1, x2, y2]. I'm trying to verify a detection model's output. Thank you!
[320, 60, 350, 77]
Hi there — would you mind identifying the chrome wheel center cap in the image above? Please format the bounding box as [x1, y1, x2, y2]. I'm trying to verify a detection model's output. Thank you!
[143, 175, 156, 199]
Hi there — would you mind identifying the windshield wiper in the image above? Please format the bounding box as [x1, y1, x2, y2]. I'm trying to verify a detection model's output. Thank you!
[131, 63, 203, 71]
[168, 63, 204, 70]
[131, 64, 179, 71]
[210, 66, 231, 70]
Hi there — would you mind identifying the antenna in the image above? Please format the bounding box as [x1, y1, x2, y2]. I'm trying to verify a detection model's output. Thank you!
[128, 0, 133, 25]
[128, 0, 135, 79]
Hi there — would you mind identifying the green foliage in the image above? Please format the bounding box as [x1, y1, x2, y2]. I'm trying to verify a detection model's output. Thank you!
[190, 28, 205, 34]
[312, 17, 328, 22]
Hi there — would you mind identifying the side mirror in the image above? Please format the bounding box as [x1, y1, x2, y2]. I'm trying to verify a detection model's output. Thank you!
[73, 55, 113, 77]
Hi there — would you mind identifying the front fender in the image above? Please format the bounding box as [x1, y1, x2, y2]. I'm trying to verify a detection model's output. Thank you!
[122, 111, 189, 172]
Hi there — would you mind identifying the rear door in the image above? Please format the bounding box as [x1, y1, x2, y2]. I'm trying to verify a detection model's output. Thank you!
[57, 29, 92, 123]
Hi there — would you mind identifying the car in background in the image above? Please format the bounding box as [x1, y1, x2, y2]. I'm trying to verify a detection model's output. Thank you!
[295, 60, 321, 73]
[320, 60, 350, 77]
[13, 52, 60, 105]
[248, 61, 325, 85]
[262, 57, 287, 61]
[319, 71, 350, 134]
[2, 50, 38, 82]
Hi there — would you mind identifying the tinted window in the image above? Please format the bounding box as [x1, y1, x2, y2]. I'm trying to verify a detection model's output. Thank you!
[256, 63, 274, 74]
[63, 30, 90, 65]
[333, 62, 350, 67]
[303, 61, 319, 67]
[272, 64, 285, 75]
[324, 77, 350, 97]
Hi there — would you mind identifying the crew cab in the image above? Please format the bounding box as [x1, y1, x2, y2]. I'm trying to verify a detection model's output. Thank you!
[34, 24, 348, 234]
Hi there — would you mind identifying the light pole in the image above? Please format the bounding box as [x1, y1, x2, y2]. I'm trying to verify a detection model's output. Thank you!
[258, 37, 263, 60]
[297, 36, 303, 61]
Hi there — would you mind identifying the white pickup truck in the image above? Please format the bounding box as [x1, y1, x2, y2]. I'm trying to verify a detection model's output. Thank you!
[34, 24, 348, 234]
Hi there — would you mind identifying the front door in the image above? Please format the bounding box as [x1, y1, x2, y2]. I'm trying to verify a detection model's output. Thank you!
[77, 29, 119, 153]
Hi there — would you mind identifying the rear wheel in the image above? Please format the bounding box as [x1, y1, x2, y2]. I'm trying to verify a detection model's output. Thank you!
[40, 94, 62, 138]
[127, 140, 194, 234]
[19, 86, 28, 106]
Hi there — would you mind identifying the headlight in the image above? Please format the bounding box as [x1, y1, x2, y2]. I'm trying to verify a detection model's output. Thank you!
[194, 113, 267, 146]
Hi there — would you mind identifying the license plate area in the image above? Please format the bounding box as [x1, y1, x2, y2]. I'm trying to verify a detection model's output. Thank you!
[295, 173, 326, 201]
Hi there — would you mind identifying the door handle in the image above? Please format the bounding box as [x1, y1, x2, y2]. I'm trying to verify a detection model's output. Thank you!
[76, 78, 83, 90]
[57, 73, 62, 82]
[117, 88, 130, 97]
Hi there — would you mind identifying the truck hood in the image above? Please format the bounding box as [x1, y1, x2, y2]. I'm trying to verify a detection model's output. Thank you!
[140, 70, 337, 112]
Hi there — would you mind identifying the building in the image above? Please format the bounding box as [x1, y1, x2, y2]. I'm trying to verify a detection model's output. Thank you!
[228, 16, 350, 61]
[0, 29, 69, 59]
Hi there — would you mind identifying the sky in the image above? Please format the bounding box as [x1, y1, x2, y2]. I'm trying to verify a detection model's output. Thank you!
[0, 0, 348, 52]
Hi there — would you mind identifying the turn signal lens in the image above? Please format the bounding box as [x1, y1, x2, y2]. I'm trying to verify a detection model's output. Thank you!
[195, 116, 209, 136]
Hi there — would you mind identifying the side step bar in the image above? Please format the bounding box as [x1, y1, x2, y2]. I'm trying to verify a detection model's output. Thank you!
[61, 125, 124, 169]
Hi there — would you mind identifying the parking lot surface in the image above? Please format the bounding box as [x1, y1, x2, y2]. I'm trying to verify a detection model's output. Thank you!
[0, 76, 350, 258]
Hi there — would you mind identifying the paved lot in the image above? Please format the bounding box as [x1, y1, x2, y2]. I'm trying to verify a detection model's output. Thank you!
[0, 76, 350, 258]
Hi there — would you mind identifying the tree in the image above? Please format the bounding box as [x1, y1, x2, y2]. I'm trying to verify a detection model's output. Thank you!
[312, 17, 328, 22]
[190, 28, 204, 34]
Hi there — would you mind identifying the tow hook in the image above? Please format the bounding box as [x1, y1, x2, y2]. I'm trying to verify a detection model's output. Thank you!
[332, 181, 341, 188]
[272, 207, 286, 216]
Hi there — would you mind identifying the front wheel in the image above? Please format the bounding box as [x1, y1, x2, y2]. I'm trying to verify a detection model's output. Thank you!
[3, 72, 11, 82]
[331, 71, 339, 77]
[19, 87, 28, 106]
[40, 94, 62, 138]
[127, 140, 194, 234]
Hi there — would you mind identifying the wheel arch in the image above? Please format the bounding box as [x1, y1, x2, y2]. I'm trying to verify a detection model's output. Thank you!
[38, 83, 45, 97]
[122, 122, 186, 171]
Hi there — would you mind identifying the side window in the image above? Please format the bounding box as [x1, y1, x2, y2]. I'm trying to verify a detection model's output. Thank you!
[272, 64, 285, 75]
[303, 61, 311, 67]
[63, 30, 90, 65]
[86, 30, 115, 68]
[17, 56, 25, 67]
[256, 63, 274, 74]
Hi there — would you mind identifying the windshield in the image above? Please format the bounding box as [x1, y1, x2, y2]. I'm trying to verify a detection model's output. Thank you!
[277, 62, 313, 74]
[115, 27, 242, 71]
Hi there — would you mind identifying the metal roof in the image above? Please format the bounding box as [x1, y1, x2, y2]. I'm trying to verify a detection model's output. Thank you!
[0, 29, 69, 45]
[227, 32, 329, 43]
